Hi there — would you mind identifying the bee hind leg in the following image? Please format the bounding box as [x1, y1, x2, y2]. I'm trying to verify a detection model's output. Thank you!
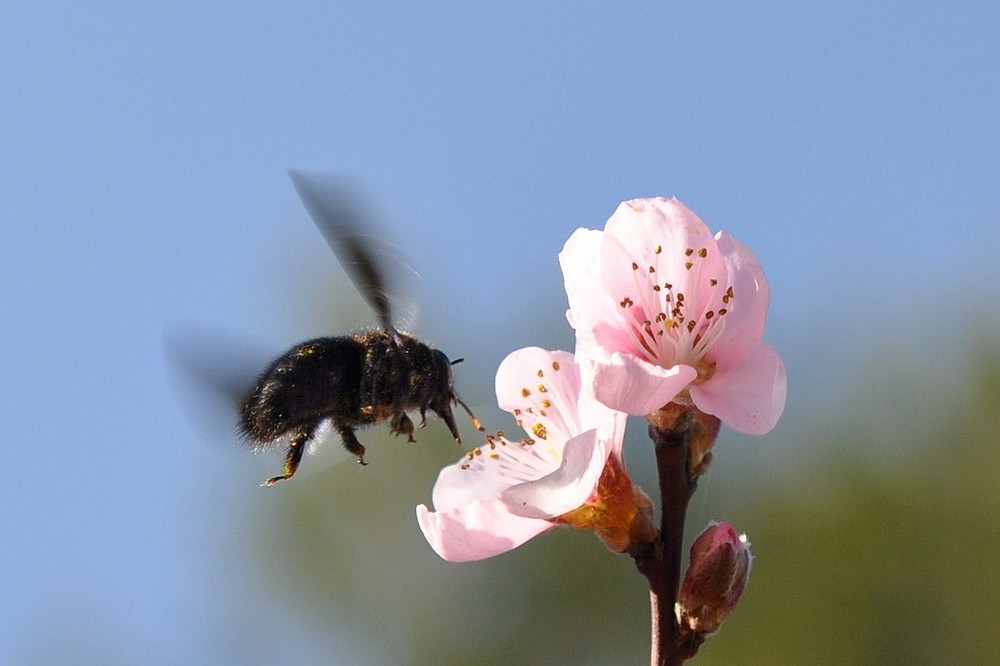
[334, 422, 368, 465]
[263, 429, 310, 487]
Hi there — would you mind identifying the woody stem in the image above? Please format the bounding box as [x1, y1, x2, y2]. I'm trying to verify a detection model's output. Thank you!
[632, 416, 702, 665]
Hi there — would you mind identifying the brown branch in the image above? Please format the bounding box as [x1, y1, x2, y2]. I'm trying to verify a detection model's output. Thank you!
[632, 409, 712, 665]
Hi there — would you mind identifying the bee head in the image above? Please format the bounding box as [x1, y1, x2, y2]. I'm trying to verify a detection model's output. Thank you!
[430, 348, 457, 394]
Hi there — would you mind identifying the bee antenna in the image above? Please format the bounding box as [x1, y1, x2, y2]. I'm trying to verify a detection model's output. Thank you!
[450, 357, 465, 366]
[455, 396, 485, 432]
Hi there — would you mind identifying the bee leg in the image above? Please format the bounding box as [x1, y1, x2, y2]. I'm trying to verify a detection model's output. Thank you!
[263, 429, 309, 487]
[434, 405, 462, 444]
[334, 423, 368, 466]
[390, 413, 416, 443]
[417, 408, 428, 429]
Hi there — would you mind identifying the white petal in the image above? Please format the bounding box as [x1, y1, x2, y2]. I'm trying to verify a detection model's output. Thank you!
[499, 430, 606, 519]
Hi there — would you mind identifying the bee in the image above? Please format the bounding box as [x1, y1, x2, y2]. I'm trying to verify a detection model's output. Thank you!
[241, 170, 483, 486]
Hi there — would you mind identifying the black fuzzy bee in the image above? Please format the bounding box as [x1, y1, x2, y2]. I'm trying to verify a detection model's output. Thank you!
[241, 171, 482, 486]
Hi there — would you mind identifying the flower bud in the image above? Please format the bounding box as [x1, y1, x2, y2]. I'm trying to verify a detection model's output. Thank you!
[675, 522, 751, 636]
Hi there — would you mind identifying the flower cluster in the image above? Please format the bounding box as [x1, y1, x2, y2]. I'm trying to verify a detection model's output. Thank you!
[417, 197, 785, 562]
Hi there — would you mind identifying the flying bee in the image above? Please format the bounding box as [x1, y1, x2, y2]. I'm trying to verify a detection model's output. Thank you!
[241, 170, 483, 486]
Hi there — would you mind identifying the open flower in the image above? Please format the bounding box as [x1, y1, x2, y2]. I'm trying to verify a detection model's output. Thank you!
[559, 198, 786, 434]
[416, 347, 653, 562]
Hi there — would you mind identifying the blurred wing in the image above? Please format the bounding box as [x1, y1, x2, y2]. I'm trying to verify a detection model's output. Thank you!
[163, 328, 270, 444]
[288, 169, 397, 334]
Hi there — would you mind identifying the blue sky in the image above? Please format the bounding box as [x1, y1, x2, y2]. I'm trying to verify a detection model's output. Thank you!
[1, 2, 998, 663]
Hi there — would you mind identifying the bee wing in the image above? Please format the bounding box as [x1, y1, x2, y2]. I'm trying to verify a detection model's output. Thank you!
[163, 328, 271, 444]
[288, 169, 397, 334]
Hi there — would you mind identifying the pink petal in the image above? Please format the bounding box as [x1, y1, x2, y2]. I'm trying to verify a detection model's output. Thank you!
[559, 229, 625, 348]
[689, 338, 787, 434]
[604, 199, 726, 319]
[495, 347, 578, 414]
[429, 456, 514, 511]
[604, 199, 716, 263]
[416, 500, 556, 563]
[495, 346, 593, 447]
[500, 430, 606, 519]
[586, 351, 698, 415]
[715, 231, 769, 340]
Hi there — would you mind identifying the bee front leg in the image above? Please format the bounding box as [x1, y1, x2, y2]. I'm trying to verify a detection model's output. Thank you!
[434, 405, 462, 444]
[334, 422, 368, 465]
[390, 413, 416, 443]
[263, 429, 309, 487]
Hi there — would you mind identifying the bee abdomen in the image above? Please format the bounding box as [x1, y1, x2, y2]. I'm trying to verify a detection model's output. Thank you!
[239, 336, 367, 445]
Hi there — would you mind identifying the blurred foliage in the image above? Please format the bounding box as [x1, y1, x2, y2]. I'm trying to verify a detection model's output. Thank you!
[240, 338, 1000, 665]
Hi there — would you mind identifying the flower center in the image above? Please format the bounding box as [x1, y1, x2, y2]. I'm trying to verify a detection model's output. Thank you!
[619, 244, 733, 374]
[459, 357, 574, 481]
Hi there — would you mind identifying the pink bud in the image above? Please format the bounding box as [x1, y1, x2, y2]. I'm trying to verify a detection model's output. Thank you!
[675, 522, 752, 635]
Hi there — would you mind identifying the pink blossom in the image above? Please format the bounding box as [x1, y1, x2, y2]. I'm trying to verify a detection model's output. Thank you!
[416, 347, 627, 562]
[559, 198, 786, 434]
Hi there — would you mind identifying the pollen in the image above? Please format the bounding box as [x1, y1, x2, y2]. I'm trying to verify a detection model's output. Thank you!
[631, 262, 639, 270]
[536, 369, 544, 378]
[489, 453, 500, 460]
[615, 238, 738, 373]
[552, 361, 560, 371]
[533, 423, 548, 440]
[537, 384, 548, 393]
[541, 399, 551, 408]
[521, 388, 530, 397]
